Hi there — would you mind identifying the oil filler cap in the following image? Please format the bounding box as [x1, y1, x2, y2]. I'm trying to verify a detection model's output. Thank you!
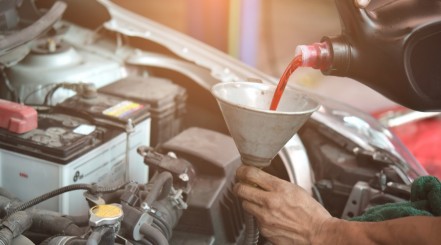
[89, 204, 124, 227]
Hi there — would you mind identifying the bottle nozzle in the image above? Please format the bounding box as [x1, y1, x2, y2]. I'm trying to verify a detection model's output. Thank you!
[295, 42, 332, 70]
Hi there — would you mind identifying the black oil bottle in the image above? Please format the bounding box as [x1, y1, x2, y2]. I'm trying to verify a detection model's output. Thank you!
[318, 0, 441, 111]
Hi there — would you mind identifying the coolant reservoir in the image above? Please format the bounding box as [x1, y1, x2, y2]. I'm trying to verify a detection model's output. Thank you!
[4, 34, 125, 104]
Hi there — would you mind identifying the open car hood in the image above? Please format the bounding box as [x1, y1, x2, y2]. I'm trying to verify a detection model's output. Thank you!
[97, 0, 275, 86]
[96, 0, 427, 181]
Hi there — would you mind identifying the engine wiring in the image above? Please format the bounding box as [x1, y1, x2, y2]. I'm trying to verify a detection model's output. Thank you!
[0, 67, 19, 103]
[2, 181, 134, 222]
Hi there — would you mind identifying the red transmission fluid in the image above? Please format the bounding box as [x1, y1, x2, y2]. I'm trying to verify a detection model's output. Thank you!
[270, 42, 330, 111]
[0, 99, 38, 133]
[270, 55, 303, 110]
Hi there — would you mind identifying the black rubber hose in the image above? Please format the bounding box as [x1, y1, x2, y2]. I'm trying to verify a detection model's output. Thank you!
[31, 211, 83, 236]
[86, 226, 114, 245]
[0, 211, 32, 245]
[151, 217, 170, 240]
[40, 235, 88, 245]
[100, 190, 126, 205]
[4, 182, 131, 219]
[139, 224, 168, 245]
[62, 214, 90, 227]
[140, 239, 153, 245]
[1, 195, 85, 237]
[143, 172, 173, 206]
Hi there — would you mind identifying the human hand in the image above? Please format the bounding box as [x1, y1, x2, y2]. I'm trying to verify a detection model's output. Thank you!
[234, 165, 335, 245]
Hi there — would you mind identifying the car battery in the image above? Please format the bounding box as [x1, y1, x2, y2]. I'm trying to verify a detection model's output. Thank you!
[0, 108, 131, 215]
[98, 75, 187, 146]
[57, 91, 151, 184]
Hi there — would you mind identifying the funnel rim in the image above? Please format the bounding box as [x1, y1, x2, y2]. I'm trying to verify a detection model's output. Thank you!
[211, 82, 321, 115]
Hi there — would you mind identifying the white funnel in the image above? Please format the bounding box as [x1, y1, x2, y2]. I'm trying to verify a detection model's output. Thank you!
[211, 81, 320, 168]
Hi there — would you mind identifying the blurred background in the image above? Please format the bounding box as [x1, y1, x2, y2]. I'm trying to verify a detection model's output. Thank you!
[112, 0, 397, 114]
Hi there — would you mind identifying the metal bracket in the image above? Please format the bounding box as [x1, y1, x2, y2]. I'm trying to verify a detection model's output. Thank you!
[341, 181, 378, 219]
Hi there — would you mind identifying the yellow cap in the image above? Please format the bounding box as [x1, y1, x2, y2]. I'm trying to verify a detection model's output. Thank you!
[91, 204, 123, 219]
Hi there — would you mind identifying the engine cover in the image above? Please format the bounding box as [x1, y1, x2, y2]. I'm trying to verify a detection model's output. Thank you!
[158, 127, 244, 244]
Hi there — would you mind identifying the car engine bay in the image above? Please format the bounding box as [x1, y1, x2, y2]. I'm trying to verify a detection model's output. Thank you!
[0, 1, 428, 244]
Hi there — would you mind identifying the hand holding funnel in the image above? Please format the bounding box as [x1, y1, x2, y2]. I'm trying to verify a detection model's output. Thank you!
[211, 81, 320, 168]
